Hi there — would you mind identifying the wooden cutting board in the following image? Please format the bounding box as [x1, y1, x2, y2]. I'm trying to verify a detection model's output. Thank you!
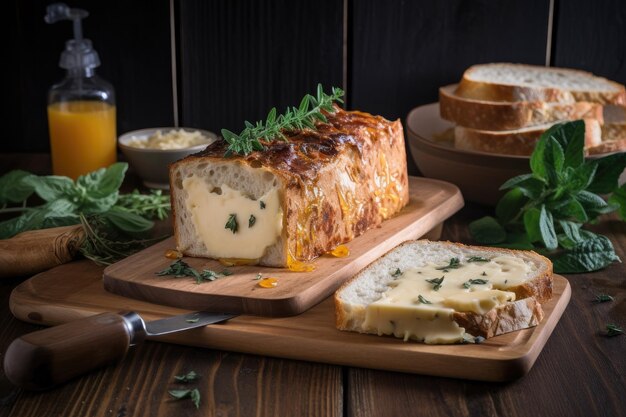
[9, 261, 570, 382]
[103, 176, 464, 316]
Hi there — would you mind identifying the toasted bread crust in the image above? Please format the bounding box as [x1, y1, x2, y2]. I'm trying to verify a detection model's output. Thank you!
[454, 119, 601, 157]
[335, 240, 553, 339]
[170, 106, 409, 266]
[440, 84, 604, 131]
[453, 297, 544, 338]
[457, 64, 626, 105]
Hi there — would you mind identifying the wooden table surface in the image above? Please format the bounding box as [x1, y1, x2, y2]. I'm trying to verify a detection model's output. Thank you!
[0, 154, 624, 417]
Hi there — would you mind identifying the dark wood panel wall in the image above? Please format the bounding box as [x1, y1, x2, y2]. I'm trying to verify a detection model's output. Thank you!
[6, 0, 626, 176]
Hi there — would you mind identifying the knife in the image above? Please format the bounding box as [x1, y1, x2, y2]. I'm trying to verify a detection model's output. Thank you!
[3, 310, 237, 391]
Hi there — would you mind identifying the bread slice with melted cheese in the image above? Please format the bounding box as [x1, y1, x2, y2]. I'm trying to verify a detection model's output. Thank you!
[335, 240, 553, 344]
[169, 106, 409, 268]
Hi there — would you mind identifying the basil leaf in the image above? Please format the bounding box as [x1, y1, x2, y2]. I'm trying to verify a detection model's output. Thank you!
[496, 188, 528, 223]
[0, 170, 36, 204]
[539, 205, 558, 250]
[551, 234, 620, 273]
[101, 207, 154, 234]
[23, 175, 75, 202]
[0, 199, 78, 238]
[80, 192, 120, 215]
[469, 216, 506, 244]
[76, 162, 127, 199]
[586, 153, 626, 194]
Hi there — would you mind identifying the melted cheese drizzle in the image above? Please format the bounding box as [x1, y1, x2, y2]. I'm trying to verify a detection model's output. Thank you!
[183, 177, 283, 259]
[362, 256, 530, 344]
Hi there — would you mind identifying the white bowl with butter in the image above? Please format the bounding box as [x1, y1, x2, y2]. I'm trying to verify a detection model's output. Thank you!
[118, 127, 218, 189]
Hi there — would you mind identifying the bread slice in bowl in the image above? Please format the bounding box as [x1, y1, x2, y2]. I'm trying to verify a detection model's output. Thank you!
[335, 240, 553, 344]
[456, 63, 626, 105]
[439, 84, 603, 131]
[454, 119, 602, 156]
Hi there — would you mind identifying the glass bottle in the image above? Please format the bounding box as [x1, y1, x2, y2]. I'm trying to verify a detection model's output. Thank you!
[45, 3, 116, 179]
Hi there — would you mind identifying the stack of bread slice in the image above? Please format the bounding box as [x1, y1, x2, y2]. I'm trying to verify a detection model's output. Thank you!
[439, 63, 626, 156]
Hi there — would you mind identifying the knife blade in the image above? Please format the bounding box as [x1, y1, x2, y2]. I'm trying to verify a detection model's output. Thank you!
[3, 310, 238, 391]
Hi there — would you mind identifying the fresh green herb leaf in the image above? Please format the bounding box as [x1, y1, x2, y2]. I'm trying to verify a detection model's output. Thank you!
[0, 170, 35, 204]
[605, 323, 624, 337]
[539, 205, 558, 250]
[225, 214, 238, 233]
[249, 214, 256, 228]
[391, 268, 402, 278]
[417, 295, 431, 304]
[496, 188, 528, 224]
[435, 258, 461, 270]
[593, 294, 614, 303]
[100, 206, 154, 234]
[168, 388, 201, 409]
[220, 269, 233, 276]
[260, 200, 266, 209]
[156, 260, 231, 284]
[174, 371, 199, 383]
[463, 279, 489, 289]
[587, 153, 626, 194]
[467, 256, 490, 263]
[221, 84, 344, 156]
[425, 276, 444, 291]
[551, 234, 620, 273]
[255, 273, 263, 280]
[469, 216, 506, 244]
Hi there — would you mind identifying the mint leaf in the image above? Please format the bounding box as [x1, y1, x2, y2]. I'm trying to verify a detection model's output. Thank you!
[551, 234, 620, 273]
[500, 174, 544, 199]
[0, 170, 35, 204]
[523, 208, 542, 243]
[586, 153, 626, 194]
[496, 188, 528, 223]
[539, 205, 558, 250]
[542, 120, 585, 169]
[608, 183, 626, 220]
[469, 216, 506, 244]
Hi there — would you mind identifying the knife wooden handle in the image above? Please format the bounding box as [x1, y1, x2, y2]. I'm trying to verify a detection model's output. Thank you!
[3, 312, 133, 390]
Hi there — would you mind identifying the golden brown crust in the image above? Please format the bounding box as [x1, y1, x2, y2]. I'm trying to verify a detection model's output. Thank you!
[334, 240, 554, 337]
[170, 106, 409, 265]
[453, 298, 544, 338]
[440, 85, 604, 131]
[457, 64, 626, 105]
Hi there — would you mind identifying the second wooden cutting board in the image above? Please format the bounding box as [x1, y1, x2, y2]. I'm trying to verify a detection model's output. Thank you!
[103, 176, 463, 316]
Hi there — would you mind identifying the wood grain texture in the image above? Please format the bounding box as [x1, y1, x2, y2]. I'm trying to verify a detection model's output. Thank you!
[345, 206, 626, 417]
[176, 0, 343, 135]
[103, 177, 463, 316]
[552, 0, 626, 85]
[8, 0, 174, 153]
[8, 263, 570, 382]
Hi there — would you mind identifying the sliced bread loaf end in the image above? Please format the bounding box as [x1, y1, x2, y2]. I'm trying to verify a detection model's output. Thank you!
[335, 240, 552, 344]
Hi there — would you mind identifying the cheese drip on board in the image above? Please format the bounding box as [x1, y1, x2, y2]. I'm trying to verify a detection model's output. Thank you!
[362, 256, 529, 344]
[183, 177, 283, 259]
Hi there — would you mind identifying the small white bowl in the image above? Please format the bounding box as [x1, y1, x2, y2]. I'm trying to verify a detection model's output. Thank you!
[118, 127, 218, 189]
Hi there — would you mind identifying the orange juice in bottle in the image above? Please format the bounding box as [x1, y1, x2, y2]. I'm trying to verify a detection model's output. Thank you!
[45, 3, 116, 179]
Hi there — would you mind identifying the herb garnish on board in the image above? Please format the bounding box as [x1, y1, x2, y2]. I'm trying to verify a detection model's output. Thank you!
[221, 84, 344, 156]
[0, 163, 170, 264]
[469, 120, 626, 274]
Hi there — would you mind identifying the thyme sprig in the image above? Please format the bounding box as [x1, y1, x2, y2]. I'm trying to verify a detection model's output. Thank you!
[221, 84, 344, 156]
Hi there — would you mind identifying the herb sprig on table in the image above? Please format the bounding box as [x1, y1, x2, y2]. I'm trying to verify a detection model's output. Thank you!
[0, 163, 170, 264]
[469, 120, 626, 273]
[221, 84, 344, 156]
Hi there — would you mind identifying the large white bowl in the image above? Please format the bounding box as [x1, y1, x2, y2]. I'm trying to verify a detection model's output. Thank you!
[118, 127, 218, 189]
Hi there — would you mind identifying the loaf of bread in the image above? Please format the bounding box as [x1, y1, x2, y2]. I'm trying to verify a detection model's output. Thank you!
[335, 240, 553, 344]
[170, 106, 409, 268]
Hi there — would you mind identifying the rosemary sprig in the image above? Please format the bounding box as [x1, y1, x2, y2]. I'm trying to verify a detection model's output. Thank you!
[605, 323, 624, 337]
[221, 84, 345, 156]
[593, 294, 614, 303]
[156, 259, 232, 284]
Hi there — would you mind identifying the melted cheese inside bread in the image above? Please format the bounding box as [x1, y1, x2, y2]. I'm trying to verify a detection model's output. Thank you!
[362, 256, 529, 344]
[183, 177, 283, 259]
